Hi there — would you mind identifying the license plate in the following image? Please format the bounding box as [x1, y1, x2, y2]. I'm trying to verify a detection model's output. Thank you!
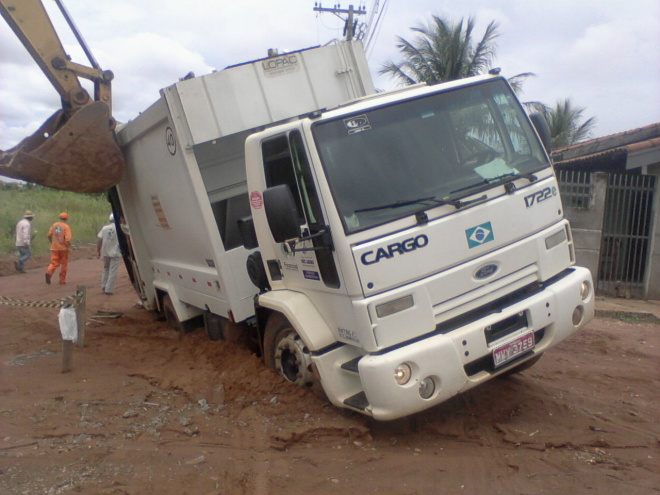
[492, 331, 535, 368]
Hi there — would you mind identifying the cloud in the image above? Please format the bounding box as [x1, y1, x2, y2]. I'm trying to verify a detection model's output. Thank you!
[563, 17, 660, 75]
[0, 60, 62, 148]
[1, 0, 659, 150]
[93, 32, 214, 124]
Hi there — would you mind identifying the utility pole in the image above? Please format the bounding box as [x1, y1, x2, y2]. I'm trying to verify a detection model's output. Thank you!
[313, 3, 367, 41]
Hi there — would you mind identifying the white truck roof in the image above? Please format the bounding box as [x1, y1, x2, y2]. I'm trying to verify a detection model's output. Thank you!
[161, 41, 375, 146]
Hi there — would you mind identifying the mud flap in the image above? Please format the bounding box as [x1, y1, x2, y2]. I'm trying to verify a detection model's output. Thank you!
[0, 102, 124, 193]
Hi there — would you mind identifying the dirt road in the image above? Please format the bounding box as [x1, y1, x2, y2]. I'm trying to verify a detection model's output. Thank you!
[1, 251, 658, 495]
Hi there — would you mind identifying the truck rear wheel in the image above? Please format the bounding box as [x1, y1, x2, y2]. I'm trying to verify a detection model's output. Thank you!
[162, 294, 197, 334]
[264, 314, 316, 388]
[203, 312, 226, 341]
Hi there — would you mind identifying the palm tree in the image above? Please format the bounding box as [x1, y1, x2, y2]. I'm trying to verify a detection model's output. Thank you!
[380, 15, 532, 86]
[536, 99, 596, 149]
[381, 14, 594, 150]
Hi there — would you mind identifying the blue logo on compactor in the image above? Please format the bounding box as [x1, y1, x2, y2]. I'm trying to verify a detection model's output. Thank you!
[466, 222, 494, 249]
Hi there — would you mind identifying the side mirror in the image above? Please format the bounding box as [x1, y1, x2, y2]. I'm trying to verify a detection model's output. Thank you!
[530, 113, 552, 153]
[263, 184, 301, 243]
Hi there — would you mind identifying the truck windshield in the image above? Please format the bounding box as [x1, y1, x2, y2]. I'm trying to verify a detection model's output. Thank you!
[312, 79, 549, 233]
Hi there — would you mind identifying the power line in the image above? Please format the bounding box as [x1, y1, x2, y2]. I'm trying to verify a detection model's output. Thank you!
[313, 3, 367, 41]
[365, 0, 389, 58]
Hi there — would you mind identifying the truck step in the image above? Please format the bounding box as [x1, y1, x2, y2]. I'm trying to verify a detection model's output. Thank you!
[343, 391, 369, 411]
[340, 356, 362, 374]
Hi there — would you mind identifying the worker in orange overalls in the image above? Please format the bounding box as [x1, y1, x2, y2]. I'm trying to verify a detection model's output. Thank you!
[46, 212, 73, 285]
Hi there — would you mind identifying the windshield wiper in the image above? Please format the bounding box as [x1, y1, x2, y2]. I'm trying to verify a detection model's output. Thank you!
[355, 196, 452, 213]
[450, 172, 538, 195]
[486, 172, 538, 184]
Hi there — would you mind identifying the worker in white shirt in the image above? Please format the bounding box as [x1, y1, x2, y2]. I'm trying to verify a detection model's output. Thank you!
[15, 210, 35, 273]
[97, 213, 122, 295]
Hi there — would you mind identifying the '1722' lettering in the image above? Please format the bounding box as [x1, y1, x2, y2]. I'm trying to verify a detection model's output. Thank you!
[524, 186, 556, 208]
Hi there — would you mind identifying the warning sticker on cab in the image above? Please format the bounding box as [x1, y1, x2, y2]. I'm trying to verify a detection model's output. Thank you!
[344, 115, 371, 135]
[250, 191, 263, 209]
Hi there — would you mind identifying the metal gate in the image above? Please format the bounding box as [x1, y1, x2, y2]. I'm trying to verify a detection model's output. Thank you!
[598, 173, 656, 297]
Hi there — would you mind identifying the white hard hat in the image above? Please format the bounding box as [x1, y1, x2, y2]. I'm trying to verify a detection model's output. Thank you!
[109, 213, 114, 222]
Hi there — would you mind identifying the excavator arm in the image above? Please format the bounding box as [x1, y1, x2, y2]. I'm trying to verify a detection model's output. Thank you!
[0, 0, 124, 193]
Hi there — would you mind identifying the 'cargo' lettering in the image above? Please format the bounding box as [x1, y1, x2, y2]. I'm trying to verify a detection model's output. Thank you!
[360, 235, 428, 265]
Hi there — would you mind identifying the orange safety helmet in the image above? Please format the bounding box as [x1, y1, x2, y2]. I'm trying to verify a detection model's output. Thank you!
[59, 212, 69, 220]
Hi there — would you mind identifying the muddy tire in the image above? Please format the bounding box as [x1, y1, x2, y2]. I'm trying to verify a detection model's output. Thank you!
[264, 313, 317, 388]
[162, 294, 198, 334]
[203, 312, 226, 341]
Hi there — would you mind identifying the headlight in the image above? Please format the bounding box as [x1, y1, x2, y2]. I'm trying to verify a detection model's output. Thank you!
[394, 363, 412, 385]
[376, 295, 414, 318]
[580, 281, 591, 300]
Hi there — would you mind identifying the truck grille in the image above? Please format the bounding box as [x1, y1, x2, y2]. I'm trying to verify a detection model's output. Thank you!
[434, 269, 571, 336]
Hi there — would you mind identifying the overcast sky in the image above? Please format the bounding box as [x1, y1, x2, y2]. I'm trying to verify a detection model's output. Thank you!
[1, 0, 659, 151]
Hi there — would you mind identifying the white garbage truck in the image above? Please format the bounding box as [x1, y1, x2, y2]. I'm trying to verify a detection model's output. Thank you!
[110, 41, 594, 420]
[3, 2, 593, 420]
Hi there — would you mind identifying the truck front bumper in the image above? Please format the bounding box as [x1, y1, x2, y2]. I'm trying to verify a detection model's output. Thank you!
[354, 266, 593, 420]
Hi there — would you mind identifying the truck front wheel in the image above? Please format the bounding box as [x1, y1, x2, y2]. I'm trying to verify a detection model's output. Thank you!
[264, 314, 316, 388]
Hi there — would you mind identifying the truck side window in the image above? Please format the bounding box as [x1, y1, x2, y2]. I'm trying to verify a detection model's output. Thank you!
[290, 131, 324, 226]
[262, 136, 305, 224]
[262, 131, 340, 289]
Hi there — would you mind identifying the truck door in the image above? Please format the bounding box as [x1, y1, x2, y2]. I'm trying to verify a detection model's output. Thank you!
[262, 130, 340, 289]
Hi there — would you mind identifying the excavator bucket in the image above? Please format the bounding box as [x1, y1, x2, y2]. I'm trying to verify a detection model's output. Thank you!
[0, 101, 124, 193]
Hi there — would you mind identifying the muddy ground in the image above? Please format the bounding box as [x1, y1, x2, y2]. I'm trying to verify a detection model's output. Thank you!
[0, 249, 658, 495]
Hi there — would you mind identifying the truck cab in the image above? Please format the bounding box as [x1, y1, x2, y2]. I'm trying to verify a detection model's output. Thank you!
[247, 74, 594, 420]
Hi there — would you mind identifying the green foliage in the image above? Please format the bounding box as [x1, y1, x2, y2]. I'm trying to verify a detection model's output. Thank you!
[380, 14, 533, 94]
[546, 99, 596, 149]
[0, 183, 112, 257]
[380, 15, 500, 85]
[526, 99, 596, 149]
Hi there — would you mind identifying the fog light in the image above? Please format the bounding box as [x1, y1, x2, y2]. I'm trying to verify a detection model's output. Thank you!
[418, 377, 435, 399]
[572, 305, 584, 326]
[580, 281, 590, 301]
[394, 363, 412, 385]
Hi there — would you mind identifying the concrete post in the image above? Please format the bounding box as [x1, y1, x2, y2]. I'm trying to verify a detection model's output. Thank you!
[564, 172, 608, 282]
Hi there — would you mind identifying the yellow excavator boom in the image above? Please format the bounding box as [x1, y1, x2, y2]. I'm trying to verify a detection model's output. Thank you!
[0, 0, 124, 193]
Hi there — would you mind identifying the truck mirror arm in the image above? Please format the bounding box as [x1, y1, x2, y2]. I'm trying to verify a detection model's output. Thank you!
[282, 227, 334, 253]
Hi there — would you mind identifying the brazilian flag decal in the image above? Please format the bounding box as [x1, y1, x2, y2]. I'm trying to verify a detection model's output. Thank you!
[466, 222, 494, 248]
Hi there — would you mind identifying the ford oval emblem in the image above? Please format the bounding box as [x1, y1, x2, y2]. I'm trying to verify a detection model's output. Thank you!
[475, 263, 498, 280]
